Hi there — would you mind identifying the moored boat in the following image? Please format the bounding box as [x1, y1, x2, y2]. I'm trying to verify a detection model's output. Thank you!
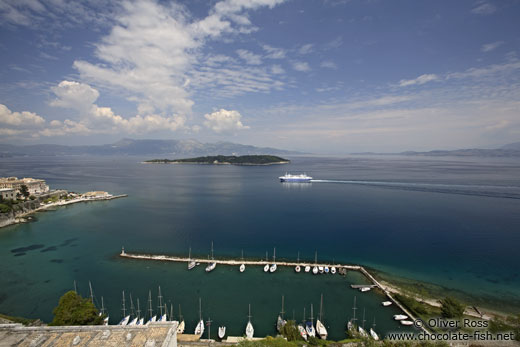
[318, 266, 324, 274]
[245, 304, 254, 338]
[304, 265, 310, 272]
[306, 304, 316, 338]
[360, 287, 371, 292]
[270, 247, 277, 272]
[205, 242, 216, 272]
[312, 266, 318, 274]
[324, 266, 329, 274]
[316, 294, 328, 340]
[358, 326, 368, 337]
[382, 301, 392, 306]
[393, 314, 408, 321]
[240, 250, 245, 272]
[331, 266, 336, 274]
[177, 304, 185, 334]
[295, 265, 301, 272]
[298, 324, 308, 341]
[277, 296, 286, 333]
[195, 298, 204, 336]
[401, 320, 414, 326]
[218, 326, 226, 339]
[188, 247, 196, 270]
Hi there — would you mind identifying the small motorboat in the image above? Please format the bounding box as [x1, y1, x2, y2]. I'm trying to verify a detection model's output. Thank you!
[370, 328, 379, 340]
[240, 263, 245, 272]
[318, 266, 324, 274]
[312, 266, 318, 274]
[295, 265, 301, 272]
[264, 264, 269, 272]
[382, 301, 392, 306]
[360, 287, 371, 292]
[305, 265, 311, 272]
[330, 266, 336, 274]
[401, 320, 414, 326]
[218, 326, 226, 339]
[393, 314, 408, 321]
[324, 266, 329, 274]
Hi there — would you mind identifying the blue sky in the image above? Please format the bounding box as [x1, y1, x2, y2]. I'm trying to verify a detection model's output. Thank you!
[1, 0, 519, 153]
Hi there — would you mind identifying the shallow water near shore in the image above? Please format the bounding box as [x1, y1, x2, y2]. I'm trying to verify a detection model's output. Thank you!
[0, 155, 519, 338]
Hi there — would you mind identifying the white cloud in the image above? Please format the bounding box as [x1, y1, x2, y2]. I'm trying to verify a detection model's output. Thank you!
[0, 104, 45, 127]
[270, 64, 285, 74]
[47, 80, 186, 136]
[236, 49, 262, 65]
[447, 61, 520, 80]
[481, 41, 504, 52]
[204, 109, 250, 133]
[298, 43, 313, 54]
[471, 2, 496, 15]
[262, 44, 286, 59]
[292, 61, 310, 72]
[398, 74, 438, 87]
[320, 61, 337, 69]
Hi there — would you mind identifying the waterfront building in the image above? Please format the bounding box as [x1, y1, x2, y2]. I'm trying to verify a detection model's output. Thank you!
[0, 188, 16, 200]
[83, 191, 111, 199]
[0, 177, 49, 195]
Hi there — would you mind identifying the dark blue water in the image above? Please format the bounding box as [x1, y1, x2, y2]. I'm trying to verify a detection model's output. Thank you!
[0, 155, 519, 339]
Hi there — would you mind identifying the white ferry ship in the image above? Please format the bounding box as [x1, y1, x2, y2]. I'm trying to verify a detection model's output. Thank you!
[279, 173, 312, 183]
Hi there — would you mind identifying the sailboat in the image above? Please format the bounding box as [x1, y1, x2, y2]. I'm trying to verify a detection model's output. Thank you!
[118, 291, 130, 325]
[312, 251, 318, 275]
[263, 251, 269, 272]
[270, 247, 277, 272]
[194, 298, 204, 336]
[205, 242, 216, 272]
[100, 296, 109, 325]
[331, 260, 336, 274]
[177, 304, 185, 334]
[295, 252, 301, 273]
[128, 293, 138, 325]
[245, 304, 254, 338]
[304, 265, 311, 272]
[157, 286, 167, 321]
[370, 317, 379, 340]
[298, 307, 308, 341]
[240, 250, 245, 272]
[188, 247, 196, 270]
[276, 295, 287, 333]
[218, 326, 226, 339]
[147, 290, 157, 324]
[347, 296, 357, 336]
[358, 308, 368, 337]
[305, 304, 316, 337]
[316, 294, 328, 340]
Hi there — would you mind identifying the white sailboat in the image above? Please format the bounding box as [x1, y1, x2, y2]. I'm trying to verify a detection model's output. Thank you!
[245, 304, 254, 338]
[316, 294, 328, 340]
[240, 250, 245, 272]
[324, 266, 329, 274]
[147, 290, 157, 324]
[347, 296, 357, 337]
[128, 293, 138, 325]
[177, 304, 185, 334]
[218, 326, 226, 339]
[298, 324, 308, 341]
[136, 298, 143, 325]
[331, 267, 336, 274]
[312, 251, 318, 274]
[318, 266, 324, 274]
[195, 298, 204, 336]
[304, 265, 311, 273]
[157, 286, 166, 321]
[205, 242, 216, 272]
[263, 251, 269, 272]
[188, 247, 196, 270]
[358, 308, 368, 337]
[100, 296, 109, 325]
[119, 291, 130, 325]
[305, 304, 316, 338]
[276, 295, 287, 333]
[270, 247, 277, 272]
[370, 317, 379, 340]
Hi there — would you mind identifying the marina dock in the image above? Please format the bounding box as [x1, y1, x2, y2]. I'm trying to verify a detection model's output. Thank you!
[119, 248, 430, 335]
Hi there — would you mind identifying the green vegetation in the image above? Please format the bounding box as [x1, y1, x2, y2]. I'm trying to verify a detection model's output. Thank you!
[395, 294, 430, 316]
[0, 203, 11, 213]
[439, 297, 465, 318]
[146, 155, 290, 165]
[50, 291, 104, 326]
[280, 320, 300, 341]
[20, 185, 30, 199]
[489, 314, 520, 341]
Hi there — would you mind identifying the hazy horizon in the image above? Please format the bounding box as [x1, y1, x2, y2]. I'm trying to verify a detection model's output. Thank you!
[1, 0, 520, 153]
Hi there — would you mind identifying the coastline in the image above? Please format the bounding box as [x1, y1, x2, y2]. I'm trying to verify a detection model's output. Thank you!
[0, 194, 127, 229]
[141, 161, 290, 166]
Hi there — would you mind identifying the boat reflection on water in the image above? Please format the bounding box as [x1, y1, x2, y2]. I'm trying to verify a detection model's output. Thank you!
[281, 182, 312, 189]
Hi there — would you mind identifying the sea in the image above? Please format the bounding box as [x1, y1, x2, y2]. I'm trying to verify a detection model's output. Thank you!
[0, 154, 519, 340]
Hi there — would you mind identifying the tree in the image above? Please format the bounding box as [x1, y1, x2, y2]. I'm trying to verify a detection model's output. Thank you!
[280, 320, 301, 341]
[440, 297, 465, 318]
[50, 291, 104, 326]
[20, 185, 30, 199]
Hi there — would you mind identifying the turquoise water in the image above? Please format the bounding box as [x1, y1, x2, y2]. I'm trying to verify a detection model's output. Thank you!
[1, 155, 519, 339]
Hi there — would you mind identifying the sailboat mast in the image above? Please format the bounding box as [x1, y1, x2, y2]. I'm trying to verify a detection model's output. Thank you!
[362, 308, 366, 329]
[241, 249, 244, 261]
[211, 241, 214, 260]
[158, 286, 163, 316]
[248, 304, 252, 323]
[199, 298, 202, 321]
[179, 304, 183, 321]
[314, 250, 317, 264]
[319, 294, 323, 321]
[297, 251, 300, 263]
[89, 281, 94, 305]
[281, 295, 285, 319]
[121, 291, 126, 317]
[273, 247, 276, 262]
[310, 303, 314, 324]
[189, 247, 191, 260]
[303, 307, 306, 323]
[137, 298, 141, 319]
[170, 303, 173, 321]
[129, 293, 135, 317]
[101, 296, 105, 315]
[352, 296, 357, 324]
[148, 290, 153, 319]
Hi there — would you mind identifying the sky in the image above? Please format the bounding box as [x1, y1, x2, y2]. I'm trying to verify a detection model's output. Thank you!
[0, 0, 519, 153]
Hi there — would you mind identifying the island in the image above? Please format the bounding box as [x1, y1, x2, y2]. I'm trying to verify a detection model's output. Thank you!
[144, 155, 290, 165]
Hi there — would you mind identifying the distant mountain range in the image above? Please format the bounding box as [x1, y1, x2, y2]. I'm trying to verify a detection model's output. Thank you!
[398, 141, 520, 157]
[0, 138, 300, 157]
